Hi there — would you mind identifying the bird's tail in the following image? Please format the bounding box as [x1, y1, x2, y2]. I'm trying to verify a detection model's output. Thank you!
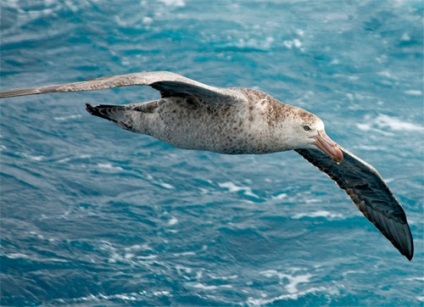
[86, 104, 135, 131]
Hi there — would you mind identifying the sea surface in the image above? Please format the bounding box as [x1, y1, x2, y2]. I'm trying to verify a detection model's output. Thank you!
[0, 0, 423, 306]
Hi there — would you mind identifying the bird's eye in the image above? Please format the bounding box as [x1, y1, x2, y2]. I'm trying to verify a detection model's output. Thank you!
[303, 125, 311, 131]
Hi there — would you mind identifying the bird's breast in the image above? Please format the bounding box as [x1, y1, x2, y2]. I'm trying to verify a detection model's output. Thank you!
[150, 97, 290, 154]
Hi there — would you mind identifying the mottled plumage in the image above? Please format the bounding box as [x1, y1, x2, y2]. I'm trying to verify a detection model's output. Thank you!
[0, 71, 414, 260]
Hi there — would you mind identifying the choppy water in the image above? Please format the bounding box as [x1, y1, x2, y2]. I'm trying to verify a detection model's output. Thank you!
[0, 0, 423, 306]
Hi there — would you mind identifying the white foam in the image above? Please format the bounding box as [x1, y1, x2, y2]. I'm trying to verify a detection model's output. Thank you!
[99, 241, 127, 264]
[159, 182, 175, 189]
[54, 114, 82, 121]
[295, 29, 305, 37]
[7, 253, 30, 259]
[136, 255, 157, 260]
[286, 274, 312, 294]
[357, 114, 424, 133]
[375, 114, 424, 131]
[124, 244, 150, 252]
[227, 36, 275, 51]
[248, 269, 335, 305]
[172, 251, 196, 257]
[404, 89, 422, 96]
[29, 231, 45, 240]
[377, 70, 396, 79]
[158, 0, 185, 7]
[7, 252, 68, 263]
[64, 0, 79, 13]
[22, 153, 44, 161]
[247, 285, 338, 305]
[283, 38, 302, 50]
[70, 292, 145, 303]
[168, 216, 178, 226]
[114, 294, 137, 301]
[142, 16, 153, 25]
[124, 253, 134, 260]
[188, 282, 232, 290]
[191, 283, 218, 290]
[97, 163, 123, 171]
[175, 264, 192, 275]
[406, 276, 424, 281]
[218, 181, 259, 198]
[152, 290, 170, 296]
[292, 210, 344, 220]
[260, 269, 312, 294]
[272, 193, 288, 200]
[57, 154, 91, 163]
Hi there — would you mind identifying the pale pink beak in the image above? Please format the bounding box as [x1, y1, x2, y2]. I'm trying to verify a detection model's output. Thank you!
[313, 130, 343, 163]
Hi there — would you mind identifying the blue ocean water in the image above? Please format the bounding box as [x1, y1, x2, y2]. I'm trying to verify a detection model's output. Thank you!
[0, 0, 423, 305]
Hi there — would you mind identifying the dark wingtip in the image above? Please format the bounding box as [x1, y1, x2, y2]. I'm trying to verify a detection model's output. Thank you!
[404, 239, 414, 261]
[400, 241, 414, 261]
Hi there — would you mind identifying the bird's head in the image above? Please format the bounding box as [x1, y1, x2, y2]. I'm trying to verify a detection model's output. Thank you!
[287, 109, 343, 163]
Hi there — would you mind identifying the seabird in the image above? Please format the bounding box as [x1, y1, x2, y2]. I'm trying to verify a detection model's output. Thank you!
[0, 71, 414, 260]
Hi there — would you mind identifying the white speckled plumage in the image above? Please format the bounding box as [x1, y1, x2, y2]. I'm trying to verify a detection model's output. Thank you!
[0, 71, 413, 260]
[88, 87, 324, 155]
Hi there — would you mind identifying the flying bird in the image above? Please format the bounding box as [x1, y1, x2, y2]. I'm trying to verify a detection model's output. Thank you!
[0, 71, 414, 260]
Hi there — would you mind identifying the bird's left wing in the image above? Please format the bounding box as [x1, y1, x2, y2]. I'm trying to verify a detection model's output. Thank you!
[295, 147, 414, 260]
[0, 71, 244, 103]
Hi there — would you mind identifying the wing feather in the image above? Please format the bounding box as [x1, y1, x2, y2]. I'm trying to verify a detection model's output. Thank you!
[295, 147, 414, 260]
[0, 71, 242, 102]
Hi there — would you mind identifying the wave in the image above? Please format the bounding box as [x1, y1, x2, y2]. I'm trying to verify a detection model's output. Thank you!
[357, 114, 424, 133]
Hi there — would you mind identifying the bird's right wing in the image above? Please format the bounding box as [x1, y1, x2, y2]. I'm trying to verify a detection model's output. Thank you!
[0, 71, 245, 103]
[295, 147, 414, 260]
